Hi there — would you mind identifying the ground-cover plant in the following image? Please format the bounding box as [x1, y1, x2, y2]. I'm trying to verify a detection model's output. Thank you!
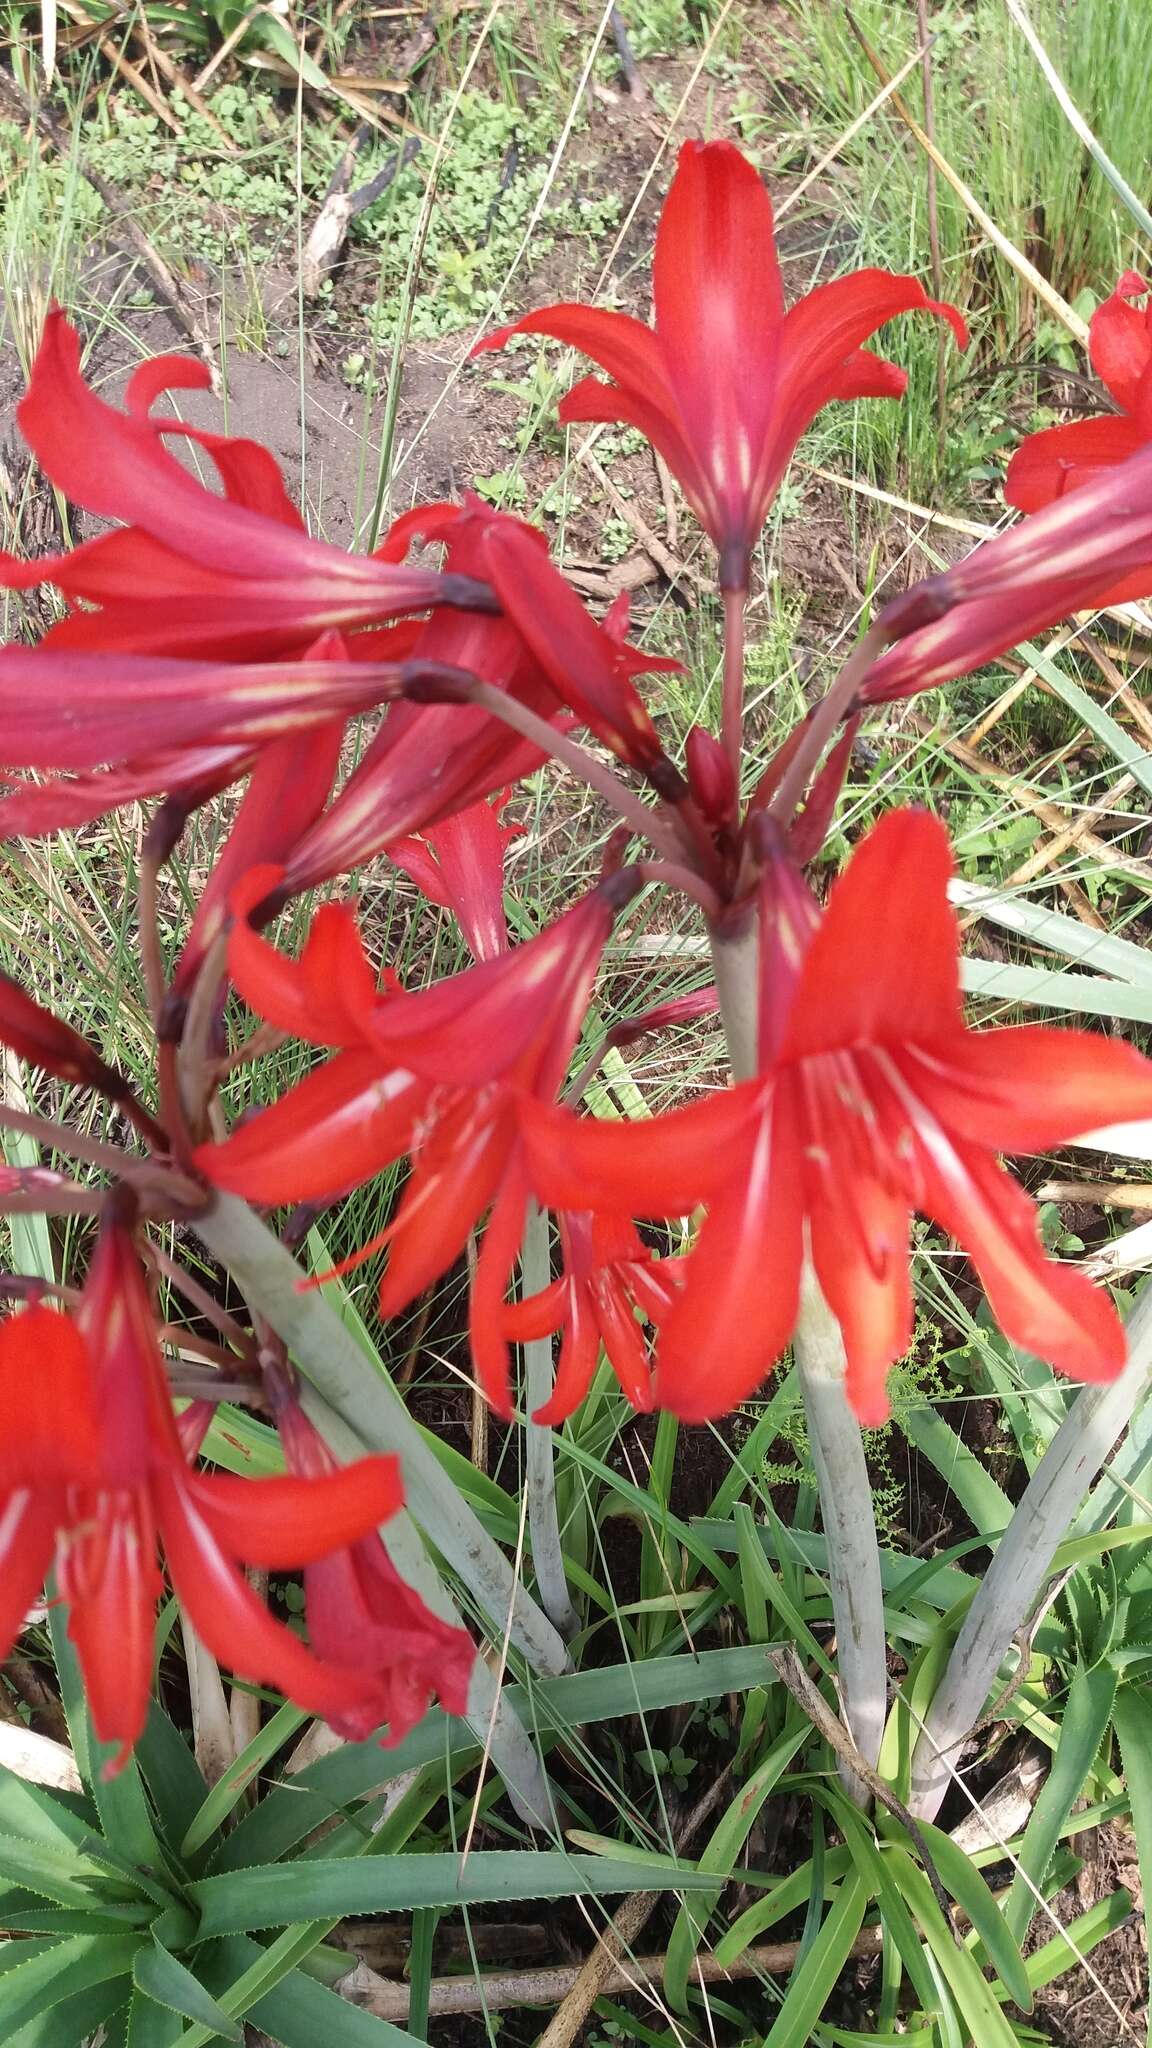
[3, 108, 1152, 2048]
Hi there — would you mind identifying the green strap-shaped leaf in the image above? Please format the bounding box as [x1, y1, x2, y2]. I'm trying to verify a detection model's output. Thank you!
[890, 1852, 1020, 2048]
[1112, 1687, 1152, 2046]
[1005, 1661, 1118, 1945]
[0, 1933, 142, 2038]
[132, 1938, 243, 2041]
[0, 1832, 125, 1909]
[193, 1936, 420, 2048]
[760, 1872, 869, 2048]
[894, 1405, 1014, 1538]
[212, 1644, 780, 1872]
[189, 1849, 717, 1940]
[913, 1820, 1032, 2013]
[0, 1771, 94, 1853]
[663, 1721, 810, 2010]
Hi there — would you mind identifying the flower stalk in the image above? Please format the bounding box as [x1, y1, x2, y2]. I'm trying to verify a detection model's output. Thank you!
[193, 1191, 570, 1681]
[909, 1280, 1152, 1821]
[709, 888, 885, 1806]
[522, 1202, 580, 1643]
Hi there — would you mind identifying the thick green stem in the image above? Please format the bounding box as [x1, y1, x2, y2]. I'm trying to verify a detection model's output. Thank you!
[709, 918, 886, 1807]
[194, 1193, 569, 1681]
[298, 1386, 553, 1827]
[909, 1282, 1152, 1821]
[522, 1204, 579, 1642]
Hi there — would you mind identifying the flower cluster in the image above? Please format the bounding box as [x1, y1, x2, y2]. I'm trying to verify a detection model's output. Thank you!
[2, 135, 1151, 1762]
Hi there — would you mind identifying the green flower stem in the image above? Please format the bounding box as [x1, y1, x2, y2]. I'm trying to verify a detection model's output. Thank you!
[194, 1193, 569, 1683]
[523, 1203, 580, 1642]
[909, 1281, 1152, 1821]
[711, 916, 886, 1807]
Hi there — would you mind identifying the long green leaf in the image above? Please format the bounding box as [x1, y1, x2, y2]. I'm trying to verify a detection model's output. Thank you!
[895, 1405, 1014, 1536]
[214, 1645, 779, 1871]
[0, 1773, 93, 1853]
[0, 1934, 142, 2037]
[663, 1722, 809, 2010]
[1005, 1662, 1118, 1944]
[195, 1936, 420, 2048]
[189, 1851, 717, 1940]
[1112, 1687, 1152, 2046]
[760, 1872, 868, 2048]
[890, 1852, 1019, 2048]
[132, 1939, 242, 2041]
[0, 1834, 123, 1910]
[916, 1821, 1032, 2011]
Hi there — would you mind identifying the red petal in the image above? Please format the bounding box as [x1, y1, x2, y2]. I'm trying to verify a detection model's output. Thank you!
[0, 1492, 60, 1668]
[479, 519, 664, 769]
[915, 1123, 1127, 1384]
[195, 1053, 427, 1204]
[227, 894, 380, 1048]
[162, 423, 305, 531]
[468, 1172, 530, 1417]
[905, 1026, 1152, 1153]
[473, 303, 671, 403]
[654, 1091, 804, 1421]
[377, 1103, 513, 1316]
[155, 1472, 385, 1738]
[190, 1458, 404, 1568]
[785, 810, 961, 1059]
[828, 347, 908, 400]
[778, 270, 966, 436]
[557, 375, 705, 519]
[1089, 273, 1152, 413]
[0, 1306, 101, 1487]
[403, 794, 516, 963]
[62, 1494, 161, 1769]
[531, 1287, 600, 1425]
[520, 1089, 755, 1215]
[808, 1173, 912, 1428]
[177, 719, 344, 993]
[1005, 413, 1146, 513]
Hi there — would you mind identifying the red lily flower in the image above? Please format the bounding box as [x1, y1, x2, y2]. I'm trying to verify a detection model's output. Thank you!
[275, 1394, 474, 1744]
[500, 1211, 683, 1424]
[0, 311, 482, 661]
[519, 811, 1152, 1425]
[390, 789, 522, 962]
[0, 1205, 408, 1767]
[196, 869, 640, 1412]
[474, 140, 966, 589]
[1006, 272, 1152, 520]
[280, 500, 676, 899]
[864, 439, 1152, 703]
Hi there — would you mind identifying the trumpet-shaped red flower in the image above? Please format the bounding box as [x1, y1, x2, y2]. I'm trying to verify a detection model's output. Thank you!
[864, 439, 1152, 703]
[0, 311, 482, 661]
[280, 500, 676, 899]
[500, 1211, 684, 1424]
[196, 868, 640, 1412]
[475, 140, 966, 589]
[390, 789, 522, 962]
[275, 1395, 474, 1744]
[0, 1206, 412, 1766]
[1006, 273, 1152, 520]
[519, 811, 1152, 1426]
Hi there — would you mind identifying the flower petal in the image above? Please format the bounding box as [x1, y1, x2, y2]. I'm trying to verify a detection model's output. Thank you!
[472, 303, 672, 404]
[1089, 272, 1152, 413]
[1005, 413, 1146, 514]
[519, 1089, 755, 1216]
[190, 1458, 405, 1569]
[905, 1027, 1152, 1154]
[62, 1495, 162, 1769]
[654, 1092, 804, 1421]
[784, 809, 962, 1058]
[808, 1172, 912, 1428]
[0, 1305, 101, 1488]
[0, 1491, 60, 1667]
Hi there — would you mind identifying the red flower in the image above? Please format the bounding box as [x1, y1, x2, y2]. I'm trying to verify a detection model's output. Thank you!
[864, 439, 1152, 703]
[1006, 273, 1152, 519]
[500, 1211, 683, 1423]
[196, 868, 640, 1413]
[390, 789, 523, 962]
[275, 1395, 474, 1745]
[0, 1206, 408, 1767]
[0, 311, 481, 661]
[280, 500, 676, 899]
[520, 812, 1152, 1426]
[474, 140, 965, 589]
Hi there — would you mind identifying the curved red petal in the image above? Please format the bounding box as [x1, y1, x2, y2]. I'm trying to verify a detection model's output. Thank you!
[784, 810, 961, 1059]
[0, 1306, 101, 1487]
[808, 1175, 912, 1428]
[530, 1289, 600, 1426]
[519, 1090, 755, 1216]
[472, 303, 671, 403]
[195, 1053, 426, 1204]
[906, 1026, 1152, 1153]
[1005, 413, 1146, 513]
[467, 1173, 530, 1418]
[654, 1093, 804, 1421]
[190, 1458, 404, 1569]
[1089, 273, 1152, 413]
[0, 1492, 60, 1667]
